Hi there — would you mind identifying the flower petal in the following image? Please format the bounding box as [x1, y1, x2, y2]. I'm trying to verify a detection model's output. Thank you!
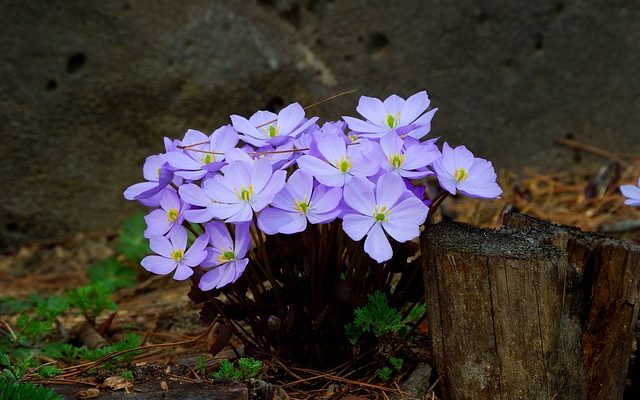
[356, 95, 387, 125]
[375, 173, 405, 208]
[277, 102, 305, 135]
[343, 176, 375, 215]
[234, 222, 252, 258]
[205, 221, 233, 250]
[342, 213, 375, 241]
[173, 264, 194, 280]
[141, 255, 177, 275]
[179, 184, 211, 207]
[149, 235, 173, 258]
[364, 223, 393, 263]
[400, 91, 430, 125]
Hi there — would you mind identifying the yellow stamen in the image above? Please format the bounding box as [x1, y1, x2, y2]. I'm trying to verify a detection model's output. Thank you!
[386, 113, 400, 128]
[294, 196, 311, 214]
[389, 153, 405, 169]
[218, 249, 236, 263]
[166, 208, 179, 222]
[336, 156, 352, 173]
[236, 185, 254, 202]
[373, 205, 391, 222]
[454, 168, 469, 182]
[170, 249, 184, 261]
[200, 153, 215, 164]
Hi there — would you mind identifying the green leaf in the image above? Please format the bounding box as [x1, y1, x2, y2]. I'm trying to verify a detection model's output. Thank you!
[211, 360, 242, 380]
[117, 213, 150, 261]
[237, 357, 262, 379]
[377, 366, 393, 381]
[88, 257, 137, 290]
[388, 356, 403, 371]
[38, 365, 61, 378]
[67, 283, 117, 318]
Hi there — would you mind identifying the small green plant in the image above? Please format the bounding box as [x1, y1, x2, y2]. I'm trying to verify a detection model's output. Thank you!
[120, 370, 134, 381]
[0, 379, 62, 400]
[388, 356, 403, 371]
[117, 213, 149, 261]
[0, 353, 61, 399]
[237, 357, 262, 379]
[345, 291, 404, 344]
[211, 359, 242, 380]
[211, 358, 262, 380]
[88, 257, 137, 291]
[377, 366, 393, 381]
[37, 365, 61, 379]
[196, 356, 207, 376]
[66, 283, 117, 321]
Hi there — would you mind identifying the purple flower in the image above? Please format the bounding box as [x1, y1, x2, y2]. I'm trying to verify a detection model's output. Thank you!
[123, 155, 177, 206]
[143, 190, 190, 238]
[296, 134, 381, 187]
[179, 158, 286, 223]
[432, 142, 502, 199]
[199, 222, 251, 290]
[140, 227, 208, 280]
[380, 132, 439, 178]
[231, 103, 318, 148]
[165, 126, 239, 180]
[342, 92, 438, 139]
[342, 173, 429, 263]
[258, 170, 342, 234]
[621, 178, 640, 206]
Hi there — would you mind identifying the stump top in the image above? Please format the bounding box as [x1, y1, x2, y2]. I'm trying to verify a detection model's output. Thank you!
[421, 221, 562, 260]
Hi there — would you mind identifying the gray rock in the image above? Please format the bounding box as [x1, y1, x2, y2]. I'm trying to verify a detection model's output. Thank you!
[2, 0, 639, 248]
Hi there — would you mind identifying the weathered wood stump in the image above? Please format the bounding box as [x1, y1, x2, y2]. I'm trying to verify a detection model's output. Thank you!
[421, 213, 640, 400]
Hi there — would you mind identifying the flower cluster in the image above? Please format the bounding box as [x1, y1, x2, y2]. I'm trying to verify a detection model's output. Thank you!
[124, 91, 502, 291]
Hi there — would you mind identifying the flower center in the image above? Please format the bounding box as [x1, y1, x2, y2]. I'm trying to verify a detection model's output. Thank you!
[166, 208, 179, 222]
[348, 134, 358, 142]
[336, 156, 353, 173]
[386, 113, 400, 128]
[267, 125, 279, 138]
[236, 185, 254, 202]
[373, 205, 391, 222]
[389, 153, 405, 169]
[294, 197, 311, 214]
[200, 153, 215, 164]
[170, 249, 184, 261]
[218, 249, 236, 263]
[454, 168, 469, 182]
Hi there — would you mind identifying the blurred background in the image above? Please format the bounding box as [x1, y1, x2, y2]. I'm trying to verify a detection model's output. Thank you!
[1, 0, 639, 250]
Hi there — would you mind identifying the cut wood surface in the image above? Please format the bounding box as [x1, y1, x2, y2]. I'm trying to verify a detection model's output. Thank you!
[421, 213, 640, 400]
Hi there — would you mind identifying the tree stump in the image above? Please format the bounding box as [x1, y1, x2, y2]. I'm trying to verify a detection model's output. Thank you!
[421, 213, 640, 400]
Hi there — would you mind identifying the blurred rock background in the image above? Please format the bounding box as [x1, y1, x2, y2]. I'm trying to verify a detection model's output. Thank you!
[1, 0, 639, 249]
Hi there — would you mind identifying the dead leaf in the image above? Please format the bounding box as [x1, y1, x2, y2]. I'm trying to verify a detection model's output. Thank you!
[76, 388, 100, 399]
[160, 380, 169, 391]
[103, 376, 133, 391]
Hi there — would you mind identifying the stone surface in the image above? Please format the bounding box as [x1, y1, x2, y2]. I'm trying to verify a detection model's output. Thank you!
[2, 0, 640, 248]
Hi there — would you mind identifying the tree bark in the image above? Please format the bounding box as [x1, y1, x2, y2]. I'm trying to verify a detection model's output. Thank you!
[421, 213, 640, 400]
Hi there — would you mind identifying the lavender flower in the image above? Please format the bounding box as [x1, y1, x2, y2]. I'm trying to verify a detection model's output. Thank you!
[621, 178, 640, 206]
[342, 92, 437, 139]
[143, 190, 189, 238]
[380, 132, 439, 178]
[231, 103, 318, 148]
[140, 227, 208, 280]
[199, 222, 251, 290]
[164, 126, 238, 180]
[123, 155, 176, 206]
[342, 173, 429, 263]
[432, 142, 502, 199]
[180, 158, 286, 223]
[296, 134, 381, 187]
[258, 170, 342, 234]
